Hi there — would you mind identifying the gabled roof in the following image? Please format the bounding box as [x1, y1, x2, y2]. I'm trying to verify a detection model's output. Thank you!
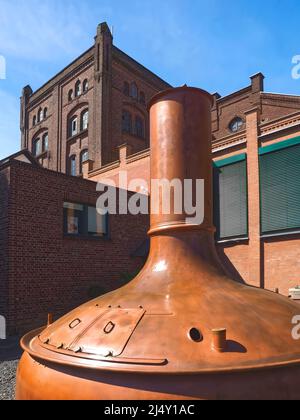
[0, 150, 39, 169]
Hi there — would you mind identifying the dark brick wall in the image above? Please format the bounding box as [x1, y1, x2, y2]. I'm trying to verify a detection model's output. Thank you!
[0, 167, 10, 323]
[21, 24, 170, 175]
[3, 160, 149, 335]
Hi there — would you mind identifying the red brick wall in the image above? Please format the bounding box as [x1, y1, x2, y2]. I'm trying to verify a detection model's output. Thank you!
[110, 61, 160, 161]
[0, 167, 10, 322]
[3, 160, 149, 335]
[263, 237, 300, 296]
[22, 26, 170, 176]
[217, 243, 250, 284]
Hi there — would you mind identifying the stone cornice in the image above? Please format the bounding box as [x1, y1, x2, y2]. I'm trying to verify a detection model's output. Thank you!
[260, 111, 300, 137]
[212, 132, 247, 153]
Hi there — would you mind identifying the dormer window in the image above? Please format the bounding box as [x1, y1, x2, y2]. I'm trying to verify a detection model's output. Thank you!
[229, 117, 244, 133]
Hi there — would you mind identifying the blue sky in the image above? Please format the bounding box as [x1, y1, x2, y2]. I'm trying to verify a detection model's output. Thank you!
[1, 0, 300, 159]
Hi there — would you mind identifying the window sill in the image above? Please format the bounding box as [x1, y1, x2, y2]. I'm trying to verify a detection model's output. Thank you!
[63, 234, 110, 242]
[35, 151, 49, 159]
[217, 237, 249, 245]
[67, 90, 89, 105]
[123, 96, 146, 106]
[122, 131, 146, 141]
[261, 230, 300, 239]
[67, 129, 88, 142]
[32, 116, 51, 130]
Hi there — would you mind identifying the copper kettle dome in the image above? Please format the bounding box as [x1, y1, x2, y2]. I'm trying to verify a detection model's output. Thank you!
[16, 87, 300, 400]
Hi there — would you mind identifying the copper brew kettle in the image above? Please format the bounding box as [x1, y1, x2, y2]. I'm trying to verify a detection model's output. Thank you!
[16, 87, 300, 400]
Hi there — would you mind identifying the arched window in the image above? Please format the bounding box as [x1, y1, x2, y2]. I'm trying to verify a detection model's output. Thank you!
[122, 110, 132, 134]
[68, 89, 73, 102]
[33, 116, 37, 127]
[69, 116, 78, 137]
[135, 116, 145, 138]
[130, 82, 138, 99]
[37, 108, 43, 123]
[43, 107, 48, 119]
[229, 117, 244, 133]
[33, 138, 41, 156]
[83, 79, 89, 93]
[75, 81, 81, 97]
[69, 155, 77, 177]
[140, 91, 146, 105]
[81, 110, 89, 131]
[80, 150, 89, 174]
[42, 133, 49, 152]
[123, 82, 129, 96]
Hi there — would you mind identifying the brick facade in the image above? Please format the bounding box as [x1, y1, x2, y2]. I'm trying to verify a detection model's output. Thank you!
[10, 23, 300, 334]
[20, 23, 170, 176]
[85, 74, 300, 298]
[0, 159, 149, 335]
[0, 167, 10, 324]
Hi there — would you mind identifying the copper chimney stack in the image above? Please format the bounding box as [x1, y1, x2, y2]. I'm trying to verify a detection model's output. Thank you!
[16, 87, 300, 400]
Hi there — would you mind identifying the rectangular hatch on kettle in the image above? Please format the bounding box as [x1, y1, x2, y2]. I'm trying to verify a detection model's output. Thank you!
[68, 308, 146, 357]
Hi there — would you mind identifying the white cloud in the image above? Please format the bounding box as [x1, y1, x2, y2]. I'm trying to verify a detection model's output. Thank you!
[0, 0, 112, 61]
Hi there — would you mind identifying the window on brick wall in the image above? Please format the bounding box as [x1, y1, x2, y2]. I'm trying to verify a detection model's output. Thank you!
[81, 109, 89, 131]
[122, 110, 132, 134]
[37, 108, 43, 123]
[75, 80, 81, 97]
[260, 142, 300, 235]
[130, 82, 138, 99]
[42, 133, 49, 152]
[43, 107, 48, 119]
[214, 157, 248, 240]
[33, 138, 41, 156]
[69, 116, 78, 137]
[33, 132, 49, 156]
[135, 116, 145, 138]
[68, 89, 73, 102]
[229, 117, 244, 133]
[80, 150, 89, 174]
[63, 202, 108, 238]
[68, 155, 76, 177]
[83, 79, 89, 93]
[33, 115, 36, 127]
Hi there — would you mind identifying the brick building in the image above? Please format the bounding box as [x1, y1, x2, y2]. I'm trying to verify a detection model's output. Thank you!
[0, 156, 148, 335]
[86, 72, 300, 297]
[20, 22, 170, 176]
[2, 22, 300, 334]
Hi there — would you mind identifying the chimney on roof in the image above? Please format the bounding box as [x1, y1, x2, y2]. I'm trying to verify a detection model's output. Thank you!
[97, 22, 113, 38]
[250, 72, 265, 93]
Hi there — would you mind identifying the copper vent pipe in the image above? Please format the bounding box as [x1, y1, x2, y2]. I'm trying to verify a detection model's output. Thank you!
[16, 87, 300, 400]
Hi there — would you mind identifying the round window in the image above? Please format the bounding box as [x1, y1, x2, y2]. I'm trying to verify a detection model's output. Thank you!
[229, 117, 244, 133]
